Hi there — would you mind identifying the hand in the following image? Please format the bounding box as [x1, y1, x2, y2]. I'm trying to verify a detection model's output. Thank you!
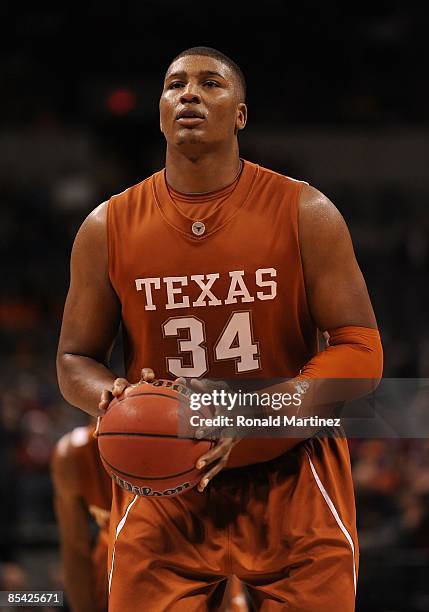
[183, 377, 242, 493]
[195, 434, 242, 492]
[94, 368, 155, 437]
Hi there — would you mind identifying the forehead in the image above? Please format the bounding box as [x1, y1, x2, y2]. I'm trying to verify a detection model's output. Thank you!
[165, 55, 233, 81]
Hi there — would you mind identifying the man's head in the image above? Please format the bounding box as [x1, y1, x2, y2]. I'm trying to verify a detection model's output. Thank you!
[159, 47, 247, 152]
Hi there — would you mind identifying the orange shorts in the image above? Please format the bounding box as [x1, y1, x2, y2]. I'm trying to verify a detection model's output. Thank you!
[108, 436, 358, 611]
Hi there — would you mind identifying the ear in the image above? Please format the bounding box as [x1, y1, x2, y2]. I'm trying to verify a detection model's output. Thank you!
[236, 103, 247, 132]
[160, 119, 164, 134]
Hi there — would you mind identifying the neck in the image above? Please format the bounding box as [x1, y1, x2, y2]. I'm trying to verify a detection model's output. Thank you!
[165, 143, 241, 194]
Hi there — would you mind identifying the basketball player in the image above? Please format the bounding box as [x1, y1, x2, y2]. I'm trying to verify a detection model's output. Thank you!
[51, 423, 112, 612]
[57, 47, 383, 610]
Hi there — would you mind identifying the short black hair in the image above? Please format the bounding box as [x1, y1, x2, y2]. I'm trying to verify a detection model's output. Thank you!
[168, 46, 246, 102]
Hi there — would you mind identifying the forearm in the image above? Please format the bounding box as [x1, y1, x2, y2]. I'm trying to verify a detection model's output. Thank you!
[62, 546, 97, 612]
[53, 492, 99, 612]
[273, 326, 383, 413]
[57, 353, 117, 417]
[229, 326, 383, 467]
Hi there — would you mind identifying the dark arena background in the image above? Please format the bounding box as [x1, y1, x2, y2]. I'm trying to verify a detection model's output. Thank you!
[1, 4, 429, 611]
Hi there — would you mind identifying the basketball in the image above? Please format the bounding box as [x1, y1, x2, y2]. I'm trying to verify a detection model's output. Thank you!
[97, 379, 213, 497]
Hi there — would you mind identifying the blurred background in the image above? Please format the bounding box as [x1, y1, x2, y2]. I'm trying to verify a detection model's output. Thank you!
[1, 3, 429, 610]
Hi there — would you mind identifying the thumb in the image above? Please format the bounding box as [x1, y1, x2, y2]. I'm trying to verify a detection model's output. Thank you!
[93, 417, 102, 438]
[140, 368, 155, 383]
[112, 378, 130, 397]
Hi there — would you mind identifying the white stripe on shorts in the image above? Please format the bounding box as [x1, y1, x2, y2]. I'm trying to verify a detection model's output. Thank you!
[108, 495, 139, 594]
[305, 451, 357, 594]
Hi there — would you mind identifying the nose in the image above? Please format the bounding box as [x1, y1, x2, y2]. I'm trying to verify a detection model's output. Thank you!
[180, 86, 201, 105]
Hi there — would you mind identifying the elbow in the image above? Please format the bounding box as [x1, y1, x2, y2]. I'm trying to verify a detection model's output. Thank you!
[365, 334, 384, 393]
[348, 341, 383, 401]
[56, 350, 73, 403]
[349, 337, 383, 397]
[329, 325, 384, 390]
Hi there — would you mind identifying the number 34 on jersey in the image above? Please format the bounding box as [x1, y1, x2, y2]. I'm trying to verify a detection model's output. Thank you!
[135, 268, 277, 377]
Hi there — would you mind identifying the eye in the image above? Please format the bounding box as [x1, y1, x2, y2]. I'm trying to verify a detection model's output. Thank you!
[168, 81, 185, 89]
[204, 80, 219, 88]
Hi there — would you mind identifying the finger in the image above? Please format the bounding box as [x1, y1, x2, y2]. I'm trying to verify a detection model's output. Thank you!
[195, 424, 223, 441]
[98, 389, 113, 412]
[93, 417, 102, 438]
[191, 378, 229, 392]
[140, 368, 155, 383]
[112, 378, 130, 396]
[175, 377, 187, 386]
[211, 379, 229, 392]
[198, 456, 229, 492]
[189, 378, 207, 392]
[196, 439, 234, 469]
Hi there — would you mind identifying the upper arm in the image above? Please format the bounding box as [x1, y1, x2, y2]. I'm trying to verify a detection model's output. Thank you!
[51, 433, 79, 499]
[298, 184, 377, 331]
[57, 201, 120, 364]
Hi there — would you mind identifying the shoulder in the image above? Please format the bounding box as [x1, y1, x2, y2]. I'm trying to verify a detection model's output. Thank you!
[298, 184, 348, 238]
[78, 200, 108, 235]
[51, 427, 91, 493]
[70, 201, 109, 258]
[297, 185, 356, 270]
[78, 175, 156, 234]
[71, 199, 114, 273]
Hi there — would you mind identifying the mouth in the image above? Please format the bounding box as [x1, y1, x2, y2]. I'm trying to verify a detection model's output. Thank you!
[176, 109, 205, 127]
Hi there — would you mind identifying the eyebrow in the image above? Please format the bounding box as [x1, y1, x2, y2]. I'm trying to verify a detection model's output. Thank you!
[165, 70, 226, 81]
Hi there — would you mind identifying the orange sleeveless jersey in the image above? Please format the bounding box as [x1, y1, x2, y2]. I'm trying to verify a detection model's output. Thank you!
[69, 426, 112, 611]
[106, 160, 359, 610]
[108, 159, 318, 466]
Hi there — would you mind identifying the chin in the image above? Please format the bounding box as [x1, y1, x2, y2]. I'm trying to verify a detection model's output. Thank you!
[176, 134, 207, 146]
